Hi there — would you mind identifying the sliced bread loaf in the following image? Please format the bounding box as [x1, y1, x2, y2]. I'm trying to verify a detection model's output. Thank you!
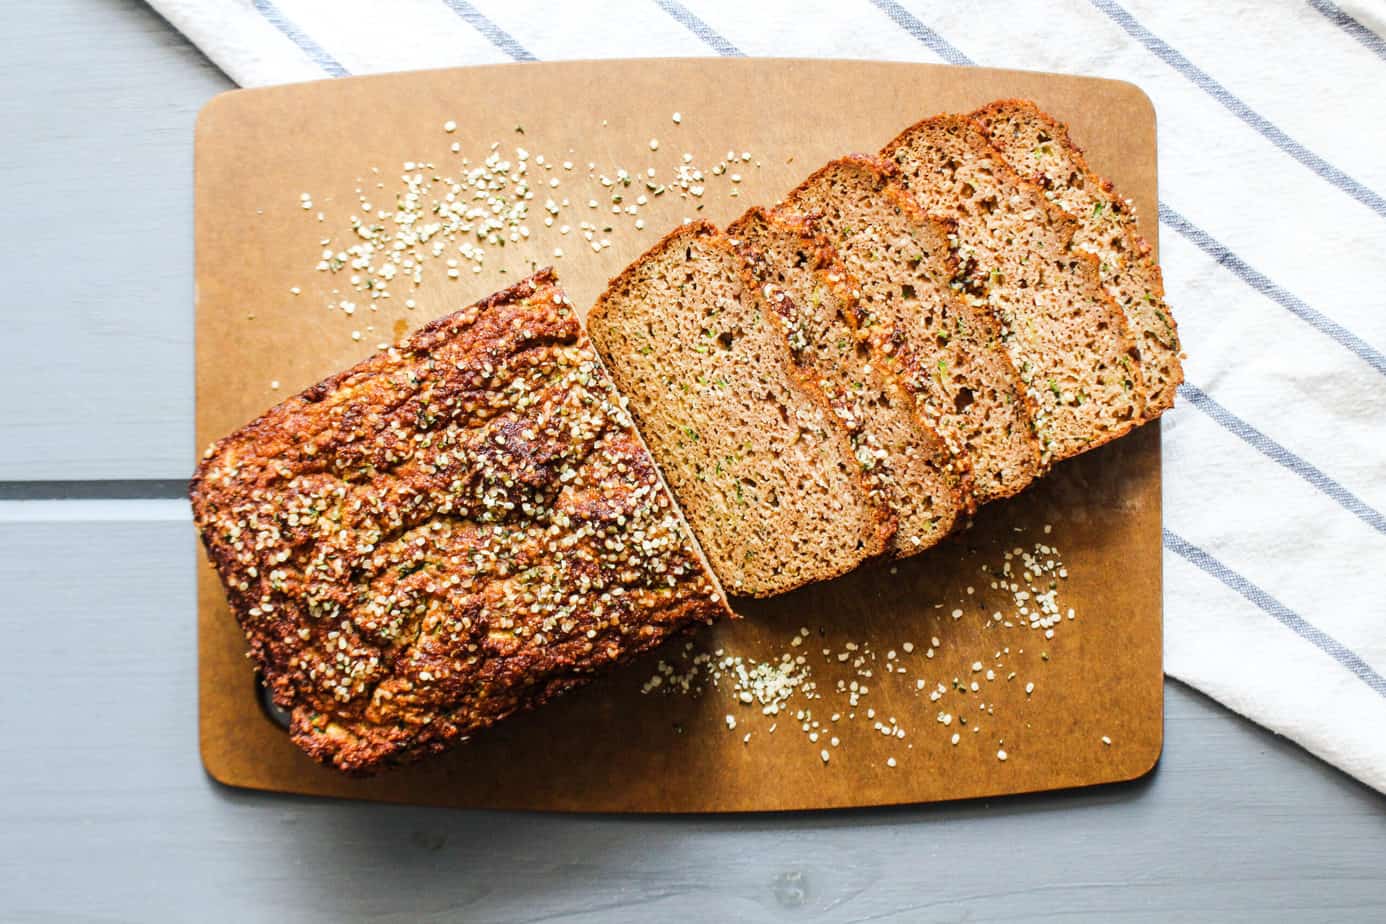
[728, 206, 971, 555]
[972, 99, 1183, 418]
[777, 155, 1042, 503]
[882, 116, 1145, 461]
[587, 221, 895, 597]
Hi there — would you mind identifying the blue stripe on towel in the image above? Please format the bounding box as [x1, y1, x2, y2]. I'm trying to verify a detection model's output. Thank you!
[1309, 0, 1386, 62]
[1159, 204, 1386, 380]
[1179, 384, 1386, 537]
[651, 0, 745, 57]
[440, 0, 538, 61]
[1091, 0, 1386, 221]
[867, 0, 973, 65]
[1165, 529, 1386, 697]
[251, 0, 349, 76]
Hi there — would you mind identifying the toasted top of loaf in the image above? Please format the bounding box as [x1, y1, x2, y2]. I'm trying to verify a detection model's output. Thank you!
[778, 155, 1043, 502]
[728, 206, 970, 554]
[587, 221, 894, 597]
[972, 98, 1183, 418]
[190, 269, 731, 773]
[883, 116, 1144, 461]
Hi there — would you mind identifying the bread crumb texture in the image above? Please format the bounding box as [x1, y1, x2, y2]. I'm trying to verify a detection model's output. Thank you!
[778, 156, 1044, 501]
[728, 206, 971, 555]
[587, 221, 894, 597]
[971, 99, 1183, 418]
[883, 116, 1145, 461]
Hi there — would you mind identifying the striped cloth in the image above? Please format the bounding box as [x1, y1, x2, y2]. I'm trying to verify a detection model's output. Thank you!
[149, 0, 1386, 793]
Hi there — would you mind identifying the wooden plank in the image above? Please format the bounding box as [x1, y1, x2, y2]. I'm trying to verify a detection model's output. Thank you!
[194, 61, 1163, 811]
[0, 0, 230, 480]
[3, 512, 1383, 920]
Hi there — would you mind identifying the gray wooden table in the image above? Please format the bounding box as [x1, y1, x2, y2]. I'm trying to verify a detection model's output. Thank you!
[3, 3, 1383, 921]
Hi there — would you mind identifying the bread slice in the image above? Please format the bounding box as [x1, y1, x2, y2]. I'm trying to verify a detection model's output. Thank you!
[727, 207, 971, 555]
[777, 155, 1042, 503]
[190, 269, 732, 774]
[972, 99, 1183, 418]
[882, 115, 1145, 461]
[587, 221, 894, 597]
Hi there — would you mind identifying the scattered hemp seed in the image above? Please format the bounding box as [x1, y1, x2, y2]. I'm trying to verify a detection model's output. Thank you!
[629, 535, 1082, 769]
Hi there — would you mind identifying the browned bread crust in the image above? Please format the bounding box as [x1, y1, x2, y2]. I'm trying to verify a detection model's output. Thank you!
[971, 98, 1183, 418]
[190, 269, 731, 774]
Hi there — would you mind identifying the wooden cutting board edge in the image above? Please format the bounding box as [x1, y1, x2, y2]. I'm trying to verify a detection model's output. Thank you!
[194, 58, 1164, 814]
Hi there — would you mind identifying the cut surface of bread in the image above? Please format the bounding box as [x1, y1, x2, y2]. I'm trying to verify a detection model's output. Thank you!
[190, 269, 732, 774]
[778, 156, 1042, 503]
[587, 221, 894, 597]
[972, 98, 1183, 418]
[728, 207, 971, 555]
[883, 116, 1144, 461]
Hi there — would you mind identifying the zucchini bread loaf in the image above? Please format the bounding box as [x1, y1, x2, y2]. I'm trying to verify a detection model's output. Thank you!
[190, 269, 732, 774]
[587, 221, 895, 597]
[972, 99, 1183, 418]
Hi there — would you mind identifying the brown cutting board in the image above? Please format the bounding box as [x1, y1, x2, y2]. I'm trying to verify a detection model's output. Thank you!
[196, 59, 1163, 812]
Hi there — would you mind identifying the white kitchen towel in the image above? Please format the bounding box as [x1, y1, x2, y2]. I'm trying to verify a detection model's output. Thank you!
[147, 0, 1386, 793]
